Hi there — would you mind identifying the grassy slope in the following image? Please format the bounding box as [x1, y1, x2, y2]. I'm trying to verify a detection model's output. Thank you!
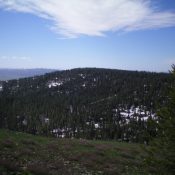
[0, 130, 147, 175]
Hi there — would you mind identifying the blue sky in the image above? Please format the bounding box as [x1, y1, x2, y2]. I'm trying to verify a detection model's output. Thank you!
[0, 0, 175, 72]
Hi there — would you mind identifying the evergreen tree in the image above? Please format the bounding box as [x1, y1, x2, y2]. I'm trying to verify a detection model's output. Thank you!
[146, 65, 175, 174]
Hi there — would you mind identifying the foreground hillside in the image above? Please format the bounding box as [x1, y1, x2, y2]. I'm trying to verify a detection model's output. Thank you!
[0, 129, 149, 175]
[0, 68, 173, 143]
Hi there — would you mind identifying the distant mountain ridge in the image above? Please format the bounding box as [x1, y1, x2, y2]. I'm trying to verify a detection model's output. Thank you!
[0, 68, 57, 80]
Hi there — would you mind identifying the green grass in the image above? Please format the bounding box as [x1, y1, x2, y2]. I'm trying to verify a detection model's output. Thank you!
[0, 129, 148, 175]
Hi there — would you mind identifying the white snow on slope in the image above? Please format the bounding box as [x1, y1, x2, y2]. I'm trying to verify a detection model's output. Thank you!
[48, 81, 63, 88]
[0, 85, 3, 91]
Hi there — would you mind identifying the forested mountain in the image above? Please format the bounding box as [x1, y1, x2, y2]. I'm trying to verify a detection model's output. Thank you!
[0, 68, 56, 80]
[0, 68, 173, 143]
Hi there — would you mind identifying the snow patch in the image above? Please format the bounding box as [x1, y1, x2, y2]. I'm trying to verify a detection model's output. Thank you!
[95, 123, 100, 129]
[44, 118, 50, 124]
[82, 83, 86, 87]
[79, 74, 86, 79]
[48, 81, 63, 88]
[112, 106, 156, 122]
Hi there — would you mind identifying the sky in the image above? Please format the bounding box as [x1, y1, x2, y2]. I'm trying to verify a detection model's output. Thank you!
[0, 0, 175, 72]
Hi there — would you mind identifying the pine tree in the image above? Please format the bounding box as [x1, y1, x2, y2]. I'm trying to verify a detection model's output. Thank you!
[146, 65, 175, 174]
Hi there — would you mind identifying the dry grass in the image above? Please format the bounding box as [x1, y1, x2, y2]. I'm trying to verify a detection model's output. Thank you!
[0, 129, 146, 175]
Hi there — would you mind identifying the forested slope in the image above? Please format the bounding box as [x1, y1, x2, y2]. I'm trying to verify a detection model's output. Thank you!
[0, 68, 173, 143]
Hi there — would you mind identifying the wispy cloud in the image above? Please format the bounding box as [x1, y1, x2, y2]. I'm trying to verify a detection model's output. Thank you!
[0, 55, 31, 61]
[0, 0, 175, 38]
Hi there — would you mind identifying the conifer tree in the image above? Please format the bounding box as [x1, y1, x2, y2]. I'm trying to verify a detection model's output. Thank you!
[146, 65, 175, 174]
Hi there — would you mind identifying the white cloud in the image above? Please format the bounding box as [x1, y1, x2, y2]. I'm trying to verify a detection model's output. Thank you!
[0, 55, 31, 61]
[0, 0, 175, 38]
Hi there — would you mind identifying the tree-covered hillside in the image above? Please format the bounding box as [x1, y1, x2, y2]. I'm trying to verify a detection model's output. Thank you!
[0, 68, 173, 143]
